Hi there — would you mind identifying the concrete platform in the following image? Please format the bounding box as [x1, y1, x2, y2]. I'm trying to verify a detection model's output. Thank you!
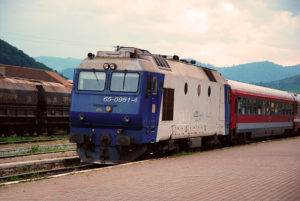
[1, 137, 300, 201]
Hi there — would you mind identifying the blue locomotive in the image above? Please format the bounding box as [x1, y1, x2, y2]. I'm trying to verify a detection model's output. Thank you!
[70, 47, 300, 164]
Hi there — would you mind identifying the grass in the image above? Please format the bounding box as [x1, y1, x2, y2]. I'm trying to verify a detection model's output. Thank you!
[0, 135, 69, 144]
[0, 176, 20, 184]
[172, 151, 196, 157]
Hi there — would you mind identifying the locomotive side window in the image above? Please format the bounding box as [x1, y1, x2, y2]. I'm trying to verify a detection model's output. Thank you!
[197, 84, 201, 96]
[78, 71, 106, 91]
[162, 88, 174, 121]
[110, 72, 139, 92]
[184, 83, 188, 95]
[208, 86, 211, 97]
[152, 77, 157, 95]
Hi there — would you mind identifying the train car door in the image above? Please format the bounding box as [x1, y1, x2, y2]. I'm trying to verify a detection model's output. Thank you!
[224, 84, 231, 135]
[149, 74, 164, 129]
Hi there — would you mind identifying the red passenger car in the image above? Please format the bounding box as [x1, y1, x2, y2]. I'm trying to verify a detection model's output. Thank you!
[229, 80, 294, 138]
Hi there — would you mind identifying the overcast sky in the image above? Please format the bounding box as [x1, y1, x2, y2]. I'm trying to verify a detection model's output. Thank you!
[0, 0, 299, 66]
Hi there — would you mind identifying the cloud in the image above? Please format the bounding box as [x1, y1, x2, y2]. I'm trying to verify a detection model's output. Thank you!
[0, 0, 299, 66]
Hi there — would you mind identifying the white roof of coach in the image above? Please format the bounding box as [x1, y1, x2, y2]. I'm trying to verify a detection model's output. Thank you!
[228, 80, 293, 100]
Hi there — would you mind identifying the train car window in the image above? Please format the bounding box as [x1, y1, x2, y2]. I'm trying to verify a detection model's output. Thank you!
[253, 99, 257, 115]
[261, 101, 265, 115]
[242, 98, 247, 115]
[237, 97, 242, 114]
[258, 100, 262, 115]
[197, 84, 201, 96]
[275, 102, 279, 115]
[110, 72, 140, 92]
[162, 88, 174, 121]
[265, 101, 270, 115]
[208, 86, 211, 97]
[247, 99, 252, 115]
[270, 102, 275, 115]
[152, 77, 157, 95]
[78, 71, 106, 91]
[184, 83, 188, 95]
[283, 103, 286, 115]
[278, 103, 281, 115]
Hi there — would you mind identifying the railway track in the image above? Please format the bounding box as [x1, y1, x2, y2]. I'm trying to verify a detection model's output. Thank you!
[0, 150, 76, 159]
[0, 143, 76, 158]
[0, 153, 116, 186]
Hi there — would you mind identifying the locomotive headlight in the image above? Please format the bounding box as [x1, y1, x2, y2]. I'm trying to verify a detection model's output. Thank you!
[106, 105, 112, 112]
[124, 116, 130, 123]
[79, 114, 85, 121]
[117, 128, 124, 134]
[103, 63, 110, 70]
[109, 63, 117, 70]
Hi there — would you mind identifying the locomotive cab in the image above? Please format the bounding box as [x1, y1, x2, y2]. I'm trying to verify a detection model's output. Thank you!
[70, 48, 164, 163]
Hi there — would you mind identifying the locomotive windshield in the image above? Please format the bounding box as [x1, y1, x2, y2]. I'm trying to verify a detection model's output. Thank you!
[110, 72, 139, 92]
[78, 71, 106, 91]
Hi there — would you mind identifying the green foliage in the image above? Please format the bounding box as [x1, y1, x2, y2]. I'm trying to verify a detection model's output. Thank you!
[0, 38, 52, 71]
[0, 175, 20, 183]
[31, 145, 40, 153]
[256, 74, 300, 94]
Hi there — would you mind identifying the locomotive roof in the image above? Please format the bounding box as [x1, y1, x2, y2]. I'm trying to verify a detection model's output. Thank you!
[228, 80, 293, 100]
[78, 47, 227, 84]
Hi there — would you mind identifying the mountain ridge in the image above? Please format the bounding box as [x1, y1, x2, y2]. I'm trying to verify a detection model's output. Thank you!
[255, 74, 300, 93]
[0, 39, 52, 71]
